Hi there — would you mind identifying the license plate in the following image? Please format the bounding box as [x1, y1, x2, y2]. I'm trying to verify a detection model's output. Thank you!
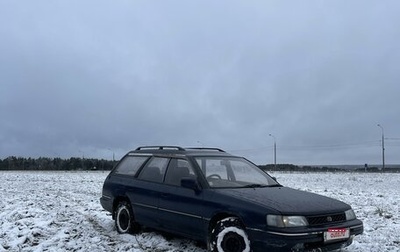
[324, 228, 350, 242]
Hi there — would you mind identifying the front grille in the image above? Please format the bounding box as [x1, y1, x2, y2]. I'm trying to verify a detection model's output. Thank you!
[306, 213, 346, 226]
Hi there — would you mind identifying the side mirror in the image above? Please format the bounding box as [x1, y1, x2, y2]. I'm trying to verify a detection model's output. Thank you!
[181, 177, 201, 193]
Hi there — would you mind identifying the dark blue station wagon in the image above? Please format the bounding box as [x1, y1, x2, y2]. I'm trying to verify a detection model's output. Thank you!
[100, 146, 363, 252]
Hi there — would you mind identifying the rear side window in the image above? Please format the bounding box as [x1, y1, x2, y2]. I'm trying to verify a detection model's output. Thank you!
[138, 157, 169, 183]
[114, 156, 149, 176]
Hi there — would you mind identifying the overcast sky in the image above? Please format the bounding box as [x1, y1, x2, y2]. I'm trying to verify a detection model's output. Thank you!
[1, 1, 399, 165]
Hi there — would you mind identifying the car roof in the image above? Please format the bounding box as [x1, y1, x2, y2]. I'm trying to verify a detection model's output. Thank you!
[127, 146, 235, 157]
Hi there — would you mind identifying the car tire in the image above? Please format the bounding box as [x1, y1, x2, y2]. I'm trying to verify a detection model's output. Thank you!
[115, 201, 139, 234]
[209, 217, 251, 252]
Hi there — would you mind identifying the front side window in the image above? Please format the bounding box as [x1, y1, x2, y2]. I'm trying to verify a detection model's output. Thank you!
[164, 159, 197, 186]
[195, 157, 279, 188]
[114, 155, 149, 176]
[138, 157, 169, 183]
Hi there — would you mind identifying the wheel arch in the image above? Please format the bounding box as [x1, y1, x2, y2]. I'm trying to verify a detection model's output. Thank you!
[208, 212, 245, 233]
[207, 212, 251, 252]
[112, 196, 131, 219]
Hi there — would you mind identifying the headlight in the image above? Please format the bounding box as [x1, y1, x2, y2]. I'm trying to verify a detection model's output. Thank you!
[345, 209, 356, 220]
[267, 215, 308, 227]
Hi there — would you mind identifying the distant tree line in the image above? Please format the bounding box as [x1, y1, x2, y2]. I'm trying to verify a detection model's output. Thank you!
[259, 164, 400, 173]
[0, 156, 116, 171]
[259, 164, 347, 172]
[1, 157, 399, 172]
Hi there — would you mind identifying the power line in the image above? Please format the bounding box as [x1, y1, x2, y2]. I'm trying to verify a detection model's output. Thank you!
[229, 140, 382, 153]
[279, 140, 380, 151]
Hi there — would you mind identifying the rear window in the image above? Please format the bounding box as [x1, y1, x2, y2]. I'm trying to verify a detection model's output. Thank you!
[114, 155, 149, 176]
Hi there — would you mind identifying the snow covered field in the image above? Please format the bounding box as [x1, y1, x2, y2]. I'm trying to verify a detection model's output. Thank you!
[0, 170, 399, 252]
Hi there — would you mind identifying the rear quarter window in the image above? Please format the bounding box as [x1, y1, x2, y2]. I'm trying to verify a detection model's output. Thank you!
[113, 155, 149, 176]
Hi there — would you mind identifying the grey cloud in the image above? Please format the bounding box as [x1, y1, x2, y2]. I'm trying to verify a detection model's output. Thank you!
[1, 1, 400, 165]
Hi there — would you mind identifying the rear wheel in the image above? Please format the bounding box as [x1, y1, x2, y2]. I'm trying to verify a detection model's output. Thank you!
[209, 217, 251, 252]
[115, 201, 139, 234]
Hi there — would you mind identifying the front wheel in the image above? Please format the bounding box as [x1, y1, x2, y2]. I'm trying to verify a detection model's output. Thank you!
[209, 217, 251, 252]
[115, 201, 139, 234]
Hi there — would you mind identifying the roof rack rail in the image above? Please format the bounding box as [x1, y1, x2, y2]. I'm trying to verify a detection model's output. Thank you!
[186, 147, 226, 153]
[135, 146, 185, 151]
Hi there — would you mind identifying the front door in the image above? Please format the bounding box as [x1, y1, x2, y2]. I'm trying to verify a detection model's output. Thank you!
[158, 158, 205, 239]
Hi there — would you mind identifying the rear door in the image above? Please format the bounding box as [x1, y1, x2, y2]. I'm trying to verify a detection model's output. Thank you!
[127, 156, 169, 228]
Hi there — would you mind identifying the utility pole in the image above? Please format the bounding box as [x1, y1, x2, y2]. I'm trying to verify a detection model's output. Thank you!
[269, 134, 277, 169]
[377, 124, 385, 170]
[108, 148, 115, 162]
[79, 150, 85, 170]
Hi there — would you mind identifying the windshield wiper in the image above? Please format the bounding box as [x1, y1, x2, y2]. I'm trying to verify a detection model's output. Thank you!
[266, 184, 283, 187]
[241, 183, 282, 188]
[241, 184, 267, 188]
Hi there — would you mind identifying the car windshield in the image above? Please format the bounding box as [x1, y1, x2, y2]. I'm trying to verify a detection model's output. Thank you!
[195, 156, 279, 188]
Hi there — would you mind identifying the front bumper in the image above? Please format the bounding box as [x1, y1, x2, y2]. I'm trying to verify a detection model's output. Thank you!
[248, 219, 363, 252]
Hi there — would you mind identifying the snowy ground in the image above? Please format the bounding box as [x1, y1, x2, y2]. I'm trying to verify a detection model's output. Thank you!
[0, 170, 399, 252]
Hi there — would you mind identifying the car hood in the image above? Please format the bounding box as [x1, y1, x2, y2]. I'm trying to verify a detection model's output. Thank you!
[218, 186, 350, 215]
